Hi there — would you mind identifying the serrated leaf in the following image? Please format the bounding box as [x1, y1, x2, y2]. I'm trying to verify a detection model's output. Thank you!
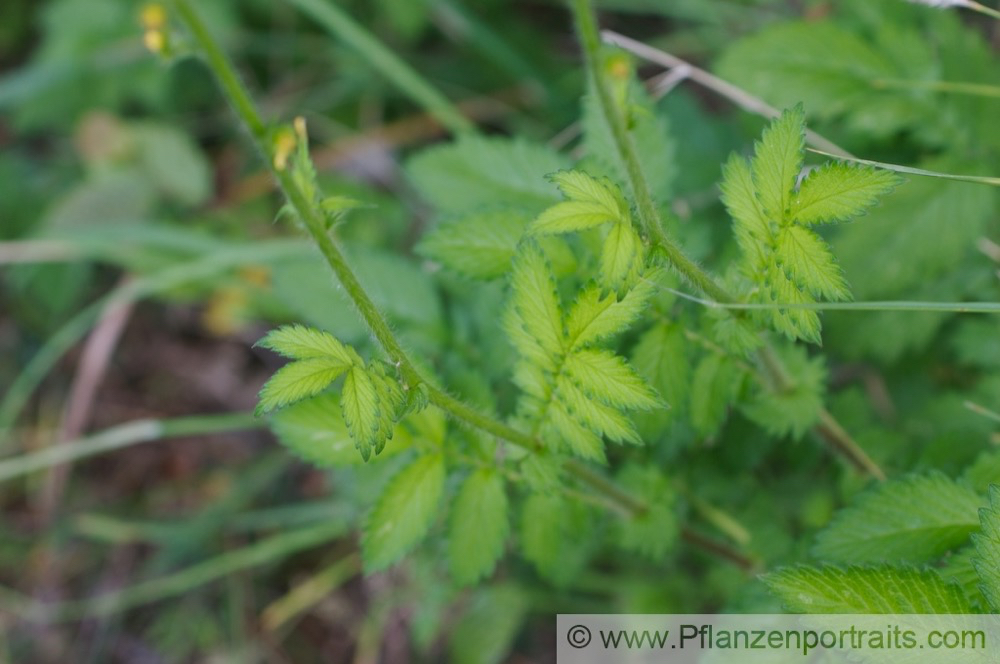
[615, 465, 677, 560]
[531, 200, 620, 235]
[763, 565, 974, 613]
[417, 209, 530, 279]
[256, 357, 350, 415]
[531, 170, 629, 236]
[257, 325, 358, 364]
[362, 454, 445, 571]
[600, 222, 643, 294]
[503, 243, 564, 362]
[543, 398, 607, 462]
[973, 485, 1000, 612]
[270, 393, 411, 468]
[759, 259, 822, 344]
[555, 373, 642, 446]
[520, 493, 593, 586]
[341, 366, 382, 461]
[720, 153, 770, 262]
[565, 277, 655, 350]
[407, 135, 568, 214]
[774, 225, 850, 301]
[448, 469, 509, 586]
[750, 104, 805, 222]
[814, 473, 982, 564]
[792, 163, 901, 225]
[564, 349, 662, 411]
[742, 345, 825, 439]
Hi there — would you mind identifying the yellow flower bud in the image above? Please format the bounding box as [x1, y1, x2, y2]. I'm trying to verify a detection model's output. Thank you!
[272, 128, 297, 171]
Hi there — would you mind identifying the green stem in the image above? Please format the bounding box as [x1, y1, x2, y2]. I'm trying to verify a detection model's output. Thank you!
[967, 0, 1000, 21]
[171, 0, 646, 517]
[570, 0, 884, 481]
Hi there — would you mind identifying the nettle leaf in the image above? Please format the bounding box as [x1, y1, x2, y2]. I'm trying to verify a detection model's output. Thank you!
[973, 485, 1000, 612]
[750, 104, 805, 222]
[270, 393, 411, 468]
[362, 453, 445, 572]
[742, 345, 826, 439]
[531, 171, 629, 235]
[417, 209, 530, 279]
[564, 349, 662, 411]
[520, 492, 594, 587]
[764, 565, 974, 614]
[814, 473, 982, 564]
[256, 357, 351, 415]
[341, 366, 383, 462]
[792, 163, 901, 225]
[448, 469, 510, 586]
[406, 135, 568, 214]
[565, 277, 655, 351]
[615, 465, 678, 561]
[503, 242, 564, 365]
[600, 222, 643, 294]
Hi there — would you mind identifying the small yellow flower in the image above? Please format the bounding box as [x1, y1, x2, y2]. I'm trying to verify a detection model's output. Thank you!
[140, 3, 168, 31]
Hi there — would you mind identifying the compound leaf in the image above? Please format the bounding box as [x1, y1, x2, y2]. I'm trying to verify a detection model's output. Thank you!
[564, 349, 662, 411]
[257, 324, 358, 364]
[504, 242, 564, 362]
[341, 366, 383, 461]
[565, 277, 655, 350]
[774, 225, 850, 301]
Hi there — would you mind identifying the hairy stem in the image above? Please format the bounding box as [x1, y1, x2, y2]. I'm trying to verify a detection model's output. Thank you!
[171, 0, 647, 517]
[570, 0, 884, 481]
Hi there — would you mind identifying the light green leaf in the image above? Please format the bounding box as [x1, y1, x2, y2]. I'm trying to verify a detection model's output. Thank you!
[417, 209, 530, 279]
[256, 358, 350, 415]
[543, 398, 607, 462]
[531, 200, 620, 235]
[720, 153, 769, 262]
[270, 393, 411, 468]
[341, 366, 383, 462]
[973, 485, 1000, 612]
[504, 243, 564, 362]
[814, 473, 982, 564]
[764, 565, 974, 613]
[774, 225, 850, 301]
[750, 104, 805, 222]
[565, 277, 655, 350]
[406, 135, 567, 214]
[362, 454, 445, 571]
[448, 469, 509, 586]
[530, 170, 629, 236]
[257, 325, 358, 364]
[564, 349, 662, 411]
[555, 374, 642, 446]
[600, 222, 643, 294]
[759, 259, 822, 344]
[792, 163, 901, 225]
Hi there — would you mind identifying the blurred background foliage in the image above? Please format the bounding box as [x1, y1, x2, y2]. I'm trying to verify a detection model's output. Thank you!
[0, 0, 998, 661]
